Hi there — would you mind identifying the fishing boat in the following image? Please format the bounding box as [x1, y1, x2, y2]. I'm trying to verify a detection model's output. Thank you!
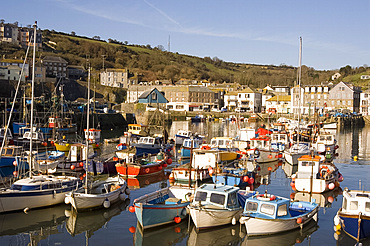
[192, 148, 239, 168]
[239, 192, 319, 236]
[0, 145, 28, 178]
[334, 188, 370, 241]
[169, 162, 211, 183]
[175, 130, 192, 146]
[312, 131, 338, 155]
[188, 184, 255, 230]
[180, 138, 203, 159]
[283, 142, 312, 165]
[130, 136, 172, 157]
[128, 123, 149, 138]
[291, 153, 342, 193]
[131, 186, 192, 229]
[115, 152, 169, 177]
[65, 175, 130, 211]
[209, 137, 239, 152]
[247, 135, 281, 163]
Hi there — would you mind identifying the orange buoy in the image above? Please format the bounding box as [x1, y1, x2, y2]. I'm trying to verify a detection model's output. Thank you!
[129, 206, 135, 213]
[129, 226, 136, 233]
[174, 216, 181, 223]
[296, 218, 302, 224]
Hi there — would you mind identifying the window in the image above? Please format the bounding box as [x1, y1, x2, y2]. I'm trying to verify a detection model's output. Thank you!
[277, 204, 287, 216]
[210, 193, 225, 205]
[260, 203, 275, 215]
[366, 202, 370, 212]
[195, 191, 207, 202]
[246, 202, 258, 212]
[227, 192, 238, 207]
[349, 201, 358, 210]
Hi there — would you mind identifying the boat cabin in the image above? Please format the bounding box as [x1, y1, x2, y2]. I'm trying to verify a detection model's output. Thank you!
[84, 128, 101, 144]
[249, 136, 271, 149]
[138, 136, 162, 145]
[0, 128, 13, 141]
[341, 189, 370, 217]
[176, 130, 192, 138]
[270, 133, 289, 151]
[68, 143, 95, 162]
[210, 137, 236, 149]
[128, 124, 148, 137]
[296, 155, 321, 179]
[182, 138, 202, 149]
[1, 145, 23, 157]
[193, 184, 240, 209]
[23, 130, 44, 142]
[243, 195, 291, 219]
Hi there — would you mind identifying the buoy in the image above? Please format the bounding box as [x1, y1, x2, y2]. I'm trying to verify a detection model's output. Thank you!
[129, 226, 136, 233]
[248, 177, 254, 184]
[328, 183, 335, 190]
[328, 196, 334, 203]
[113, 157, 118, 161]
[268, 154, 272, 159]
[129, 206, 135, 213]
[145, 168, 150, 173]
[243, 176, 249, 183]
[169, 173, 175, 181]
[70, 165, 75, 170]
[290, 193, 295, 200]
[336, 224, 341, 231]
[278, 153, 283, 158]
[163, 163, 168, 168]
[13, 171, 18, 176]
[296, 218, 302, 224]
[79, 162, 84, 167]
[208, 167, 214, 176]
[232, 217, 236, 225]
[167, 158, 172, 165]
[158, 165, 163, 170]
[65, 196, 70, 204]
[13, 161, 17, 166]
[120, 192, 126, 200]
[354, 156, 358, 161]
[174, 216, 181, 223]
[103, 199, 110, 208]
[268, 167, 272, 171]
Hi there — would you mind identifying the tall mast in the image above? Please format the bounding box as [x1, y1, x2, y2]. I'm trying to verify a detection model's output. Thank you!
[85, 66, 91, 192]
[297, 37, 302, 145]
[29, 21, 37, 178]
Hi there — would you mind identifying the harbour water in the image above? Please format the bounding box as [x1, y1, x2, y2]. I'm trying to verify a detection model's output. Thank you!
[1, 120, 370, 246]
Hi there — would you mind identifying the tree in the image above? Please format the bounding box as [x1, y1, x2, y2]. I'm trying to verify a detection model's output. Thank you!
[93, 36, 100, 40]
[71, 31, 76, 36]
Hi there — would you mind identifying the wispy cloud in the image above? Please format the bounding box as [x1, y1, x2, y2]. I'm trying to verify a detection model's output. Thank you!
[143, 0, 183, 29]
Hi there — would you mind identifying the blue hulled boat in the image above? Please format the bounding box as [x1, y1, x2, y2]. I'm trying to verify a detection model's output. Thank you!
[132, 186, 192, 229]
[334, 188, 370, 241]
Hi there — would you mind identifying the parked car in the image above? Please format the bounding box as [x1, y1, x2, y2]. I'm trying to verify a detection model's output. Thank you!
[221, 107, 228, 113]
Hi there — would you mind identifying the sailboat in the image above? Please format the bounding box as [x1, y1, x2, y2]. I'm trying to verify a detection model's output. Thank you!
[64, 66, 130, 211]
[0, 22, 81, 213]
[283, 37, 312, 165]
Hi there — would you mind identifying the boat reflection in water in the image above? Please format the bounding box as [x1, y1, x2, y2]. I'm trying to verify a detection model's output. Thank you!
[292, 187, 342, 208]
[334, 226, 370, 246]
[255, 160, 282, 186]
[241, 219, 319, 246]
[134, 220, 189, 246]
[65, 199, 130, 237]
[187, 224, 244, 246]
[123, 171, 169, 190]
[0, 204, 68, 245]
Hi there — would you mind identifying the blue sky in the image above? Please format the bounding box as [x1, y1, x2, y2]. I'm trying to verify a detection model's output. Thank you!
[3, 0, 370, 70]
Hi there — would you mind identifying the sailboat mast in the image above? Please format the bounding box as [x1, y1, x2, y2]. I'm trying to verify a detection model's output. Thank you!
[297, 37, 302, 145]
[85, 66, 91, 192]
[29, 21, 37, 178]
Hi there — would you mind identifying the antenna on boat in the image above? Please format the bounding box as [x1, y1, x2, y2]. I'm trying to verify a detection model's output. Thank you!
[85, 64, 91, 193]
[29, 21, 37, 178]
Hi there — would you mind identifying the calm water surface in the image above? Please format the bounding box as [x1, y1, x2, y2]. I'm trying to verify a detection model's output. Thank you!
[1, 121, 370, 246]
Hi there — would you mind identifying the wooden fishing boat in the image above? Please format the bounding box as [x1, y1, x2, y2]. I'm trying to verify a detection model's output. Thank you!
[334, 188, 370, 241]
[291, 153, 342, 193]
[188, 184, 255, 230]
[131, 186, 192, 229]
[239, 192, 319, 236]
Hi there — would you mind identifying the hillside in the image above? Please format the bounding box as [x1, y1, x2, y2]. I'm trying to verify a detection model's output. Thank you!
[1, 29, 345, 89]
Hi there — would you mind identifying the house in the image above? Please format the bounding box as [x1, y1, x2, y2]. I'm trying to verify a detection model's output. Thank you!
[360, 89, 370, 116]
[31, 61, 46, 83]
[329, 81, 361, 113]
[137, 88, 168, 105]
[42, 56, 68, 78]
[100, 68, 130, 88]
[265, 95, 291, 114]
[19, 26, 42, 48]
[235, 87, 262, 113]
[0, 22, 19, 45]
[67, 65, 87, 80]
[302, 84, 331, 115]
[360, 75, 370, 80]
[0, 59, 29, 78]
[224, 91, 238, 111]
[0, 65, 25, 82]
[331, 72, 341, 80]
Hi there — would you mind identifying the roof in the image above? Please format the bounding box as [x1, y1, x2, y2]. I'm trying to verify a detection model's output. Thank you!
[42, 56, 68, 64]
[197, 183, 239, 193]
[238, 87, 255, 93]
[266, 95, 291, 102]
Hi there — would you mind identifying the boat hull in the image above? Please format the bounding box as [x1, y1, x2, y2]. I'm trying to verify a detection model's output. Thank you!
[338, 212, 370, 240]
[66, 183, 128, 211]
[116, 162, 164, 177]
[189, 206, 242, 229]
[242, 207, 318, 236]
